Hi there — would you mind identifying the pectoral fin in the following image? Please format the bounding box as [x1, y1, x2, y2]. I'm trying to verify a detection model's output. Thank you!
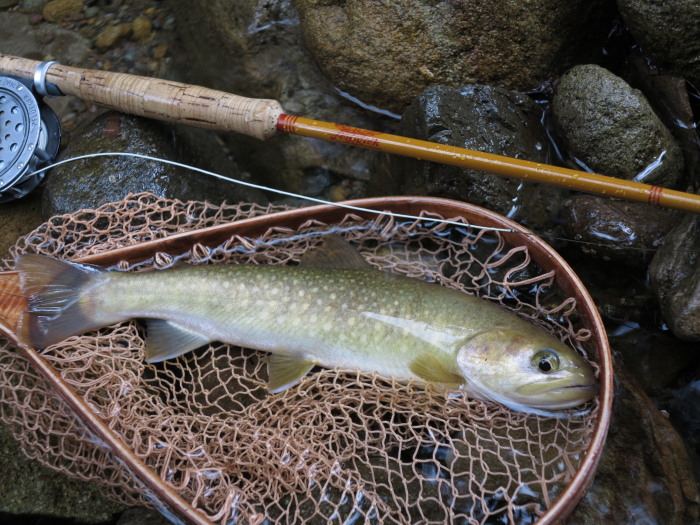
[267, 353, 316, 393]
[144, 320, 212, 363]
[409, 353, 465, 388]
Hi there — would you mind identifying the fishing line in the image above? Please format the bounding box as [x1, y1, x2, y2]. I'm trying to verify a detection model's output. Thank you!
[25, 152, 514, 233]
[23, 152, 683, 253]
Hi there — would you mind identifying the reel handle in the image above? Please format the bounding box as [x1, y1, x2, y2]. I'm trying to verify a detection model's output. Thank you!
[0, 54, 283, 141]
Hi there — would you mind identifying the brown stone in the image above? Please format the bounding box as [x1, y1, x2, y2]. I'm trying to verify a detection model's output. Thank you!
[42, 0, 84, 23]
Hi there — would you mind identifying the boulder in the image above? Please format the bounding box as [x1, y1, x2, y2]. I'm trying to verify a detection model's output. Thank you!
[648, 214, 700, 341]
[567, 361, 699, 524]
[295, 0, 615, 112]
[552, 64, 684, 189]
[562, 195, 681, 264]
[168, 0, 387, 200]
[43, 112, 266, 218]
[617, 0, 700, 84]
[384, 84, 568, 231]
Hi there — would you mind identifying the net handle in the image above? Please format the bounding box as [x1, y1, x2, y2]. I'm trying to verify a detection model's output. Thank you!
[0, 54, 283, 140]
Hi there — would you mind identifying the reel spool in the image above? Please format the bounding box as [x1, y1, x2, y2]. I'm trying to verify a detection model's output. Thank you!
[0, 73, 61, 202]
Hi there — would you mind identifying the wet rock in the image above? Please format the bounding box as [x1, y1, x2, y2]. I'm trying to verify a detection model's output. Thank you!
[562, 195, 681, 264]
[169, 0, 386, 200]
[295, 0, 614, 113]
[384, 85, 568, 231]
[42, 0, 84, 23]
[568, 361, 700, 525]
[609, 324, 699, 397]
[622, 54, 700, 190]
[662, 379, 700, 482]
[617, 0, 700, 85]
[648, 214, 700, 341]
[0, 420, 124, 519]
[43, 111, 266, 218]
[552, 64, 685, 188]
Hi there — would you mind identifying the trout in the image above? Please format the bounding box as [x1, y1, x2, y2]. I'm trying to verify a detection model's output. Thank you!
[16, 238, 596, 413]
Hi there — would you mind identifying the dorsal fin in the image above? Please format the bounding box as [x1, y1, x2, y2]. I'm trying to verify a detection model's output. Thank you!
[299, 236, 371, 270]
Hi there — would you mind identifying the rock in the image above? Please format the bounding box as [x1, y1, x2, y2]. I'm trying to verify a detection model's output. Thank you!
[617, 0, 700, 85]
[42, 111, 266, 218]
[648, 214, 700, 341]
[94, 23, 131, 50]
[169, 0, 387, 200]
[0, 420, 124, 520]
[608, 324, 699, 397]
[623, 54, 700, 189]
[130, 15, 153, 42]
[0, 191, 44, 259]
[383, 84, 568, 231]
[116, 506, 172, 524]
[567, 361, 700, 524]
[562, 195, 682, 264]
[0, 10, 90, 63]
[295, 0, 614, 112]
[663, 380, 700, 481]
[552, 64, 685, 188]
[42, 0, 84, 23]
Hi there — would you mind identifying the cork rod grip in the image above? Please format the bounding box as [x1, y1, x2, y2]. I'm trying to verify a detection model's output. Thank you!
[0, 54, 283, 140]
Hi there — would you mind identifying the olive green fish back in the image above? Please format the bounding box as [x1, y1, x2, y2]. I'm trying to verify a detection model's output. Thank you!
[0, 193, 600, 524]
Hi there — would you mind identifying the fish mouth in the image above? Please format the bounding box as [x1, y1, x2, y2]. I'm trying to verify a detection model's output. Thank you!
[514, 381, 597, 410]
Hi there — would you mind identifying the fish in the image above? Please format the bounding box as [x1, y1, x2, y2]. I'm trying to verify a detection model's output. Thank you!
[15, 237, 596, 413]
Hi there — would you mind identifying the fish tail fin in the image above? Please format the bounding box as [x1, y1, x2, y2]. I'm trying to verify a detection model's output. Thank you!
[15, 254, 108, 348]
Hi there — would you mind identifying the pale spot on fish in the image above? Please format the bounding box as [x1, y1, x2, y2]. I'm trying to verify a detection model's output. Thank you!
[298, 290, 305, 298]
[329, 292, 337, 300]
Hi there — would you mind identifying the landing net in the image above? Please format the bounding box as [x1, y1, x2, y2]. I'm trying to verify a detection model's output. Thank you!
[0, 193, 599, 523]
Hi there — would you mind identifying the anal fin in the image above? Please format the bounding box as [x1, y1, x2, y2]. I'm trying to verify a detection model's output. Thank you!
[409, 353, 465, 388]
[267, 353, 316, 393]
[145, 319, 212, 363]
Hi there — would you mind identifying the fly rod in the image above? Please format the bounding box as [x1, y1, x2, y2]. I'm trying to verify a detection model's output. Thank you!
[1, 53, 698, 214]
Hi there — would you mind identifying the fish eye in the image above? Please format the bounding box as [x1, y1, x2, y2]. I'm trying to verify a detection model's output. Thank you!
[532, 349, 560, 374]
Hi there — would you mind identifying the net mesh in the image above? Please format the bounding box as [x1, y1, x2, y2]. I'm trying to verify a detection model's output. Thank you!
[0, 193, 599, 524]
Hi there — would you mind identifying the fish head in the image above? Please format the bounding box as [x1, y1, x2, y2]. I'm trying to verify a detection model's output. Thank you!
[455, 326, 597, 412]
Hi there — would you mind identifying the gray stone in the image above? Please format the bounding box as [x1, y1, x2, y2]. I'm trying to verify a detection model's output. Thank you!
[295, 0, 614, 112]
[562, 195, 682, 264]
[384, 84, 568, 231]
[567, 361, 700, 524]
[168, 0, 386, 200]
[552, 64, 685, 188]
[42, 112, 266, 218]
[617, 0, 700, 84]
[649, 214, 700, 341]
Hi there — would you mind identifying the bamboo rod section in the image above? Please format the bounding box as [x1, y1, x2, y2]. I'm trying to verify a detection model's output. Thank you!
[278, 115, 700, 213]
[0, 53, 698, 214]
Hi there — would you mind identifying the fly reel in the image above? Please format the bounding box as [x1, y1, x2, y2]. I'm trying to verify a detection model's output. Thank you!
[0, 72, 61, 202]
